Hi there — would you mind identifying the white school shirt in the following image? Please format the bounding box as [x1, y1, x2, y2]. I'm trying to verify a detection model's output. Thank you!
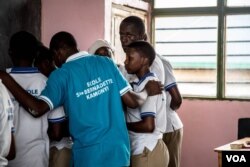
[49, 137, 73, 150]
[6, 67, 65, 167]
[0, 80, 14, 167]
[126, 73, 167, 155]
[158, 55, 183, 132]
[121, 54, 183, 132]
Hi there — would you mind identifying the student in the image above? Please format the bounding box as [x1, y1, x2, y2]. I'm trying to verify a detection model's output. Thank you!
[0, 80, 15, 167]
[125, 41, 169, 167]
[119, 16, 183, 167]
[34, 45, 72, 167]
[88, 39, 113, 58]
[0, 31, 152, 167]
[88, 39, 162, 108]
[6, 31, 65, 167]
[88, 39, 131, 78]
[34, 44, 56, 77]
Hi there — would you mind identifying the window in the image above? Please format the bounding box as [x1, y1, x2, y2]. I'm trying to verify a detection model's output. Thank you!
[227, 0, 250, 7]
[225, 15, 250, 98]
[153, 0, 250, 100]
[154, 0, 216, 8]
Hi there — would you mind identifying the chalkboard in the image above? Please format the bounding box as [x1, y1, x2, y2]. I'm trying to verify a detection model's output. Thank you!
[0, 0, 41, 70]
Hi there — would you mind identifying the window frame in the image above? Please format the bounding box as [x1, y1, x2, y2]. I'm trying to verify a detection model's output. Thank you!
[151, 0, 250, 101]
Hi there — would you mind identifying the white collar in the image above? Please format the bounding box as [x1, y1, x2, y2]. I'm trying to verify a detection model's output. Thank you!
[66, 51, 89, 63]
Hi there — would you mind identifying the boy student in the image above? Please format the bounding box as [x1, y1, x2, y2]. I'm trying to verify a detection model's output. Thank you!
[0, 80, 15, 166]
[125, 41, 169, 167]
[6, 31, 65, 167]
[34, 45, 72, 167]
[0, 31, 160, 167]
[120, 16, 183, 167]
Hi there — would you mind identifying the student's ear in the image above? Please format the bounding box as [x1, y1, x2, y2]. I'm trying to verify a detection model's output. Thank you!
[142, 57, 149, 66]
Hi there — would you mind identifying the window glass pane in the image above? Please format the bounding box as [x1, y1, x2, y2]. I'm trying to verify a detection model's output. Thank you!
[227, 0, 250, 7]
[225, 15, 250, 98]
[154, 0, 216, 8]
[155, 16, 218, 97]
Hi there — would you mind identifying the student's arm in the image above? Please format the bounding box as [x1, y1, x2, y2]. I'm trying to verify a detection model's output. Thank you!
[48, 122, 64, 141]
[122, 80, 163, 108]
[145, 80, 163, 96]
[48, 119, 70, 141]
[127, 116, 155, 133]
[0, 71, 49, 117]
[6, 133, 15, 160]
[126, 95, 158, 133]
[168, 85, 182, 110]
[62, 120, 70, 137]
[122, 91, 140, 109]
[162, 58, 182, 110]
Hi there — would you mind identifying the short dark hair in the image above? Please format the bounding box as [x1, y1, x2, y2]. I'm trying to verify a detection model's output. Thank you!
[9, 31, 38, 61]
[121, 16, 145, 35]
[34, 44, 53, 65]
[127, 41, 156, 66]
[49, 31, 77, 51]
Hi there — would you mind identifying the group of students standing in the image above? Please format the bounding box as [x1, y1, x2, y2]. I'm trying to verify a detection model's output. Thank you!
[0, 15, 183, 167]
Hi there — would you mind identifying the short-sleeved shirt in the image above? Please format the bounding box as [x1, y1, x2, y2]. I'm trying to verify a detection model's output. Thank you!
[158, 55, 183, 132]
[0, 80, 14, 166]
[39, 51, 131, 167]
[126, 72, 167, 155]
[121, 54, 183, 133]
[7, 67, 65, 167]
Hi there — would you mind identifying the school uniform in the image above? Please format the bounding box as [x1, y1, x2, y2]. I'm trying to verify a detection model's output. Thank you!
[6, 67, 65, 167]
[159, 56, 183, 167]
[0, 80, 14, 167]
[126, 72, 169, 167]
[39, 51, 131, 167]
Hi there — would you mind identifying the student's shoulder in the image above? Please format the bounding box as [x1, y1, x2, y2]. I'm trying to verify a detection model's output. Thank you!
[156, 54, 172, 68]
[137, 73, 159, 90]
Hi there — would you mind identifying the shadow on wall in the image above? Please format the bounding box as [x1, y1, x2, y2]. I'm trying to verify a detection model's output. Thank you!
[0, 0, 41, 70]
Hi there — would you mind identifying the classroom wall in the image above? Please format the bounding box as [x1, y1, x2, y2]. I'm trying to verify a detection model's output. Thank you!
[41, 1, 250, 167]
[178, 99, 250, 167]
[41, 0, 105, 50]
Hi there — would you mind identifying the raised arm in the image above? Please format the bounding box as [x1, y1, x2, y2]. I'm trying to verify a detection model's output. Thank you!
[122, 91, 140, 109]
[122, 79, 164, 108]
[0, 71, 49, 117]
[145, 80, 163, 96]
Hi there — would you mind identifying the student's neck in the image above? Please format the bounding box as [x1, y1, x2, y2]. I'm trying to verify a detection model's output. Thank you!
[136, 68, 150, 79]
[13, 61, 32, 67]
[47, 66, 56, 77]
[68, 48, 79, 56]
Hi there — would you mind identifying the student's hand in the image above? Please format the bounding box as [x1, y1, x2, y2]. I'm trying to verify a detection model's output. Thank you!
[145, 80, 164, 96]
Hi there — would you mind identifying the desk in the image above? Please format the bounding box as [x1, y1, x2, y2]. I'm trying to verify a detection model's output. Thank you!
[214, 137, 250, 167]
